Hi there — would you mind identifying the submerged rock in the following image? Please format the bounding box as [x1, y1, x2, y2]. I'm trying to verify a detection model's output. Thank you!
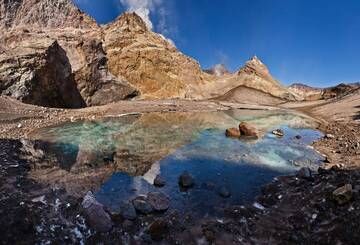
[295, 135, 302, 139]
[119, 201, 137, 220]
[239, 122, 259, 138]
[272, 129, 284, 137]
[225, 128, 241, 138]
[332, 184, 353, 205]
[82, 191, 113, 233]
[218, 186, 231, 198]
[154, 175, 166, 187]
[132, 196, 153, 214]
[179, 171, 195, 188]
[147, 192, 170, 212]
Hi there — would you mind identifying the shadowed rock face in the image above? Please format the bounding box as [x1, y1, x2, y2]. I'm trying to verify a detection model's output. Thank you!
[0, 40, 85, 108]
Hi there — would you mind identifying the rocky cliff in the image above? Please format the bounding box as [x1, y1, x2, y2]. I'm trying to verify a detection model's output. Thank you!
[104, 13, 206, 99]
[1, 0, 297, 107]
[0, 0, 138, 107]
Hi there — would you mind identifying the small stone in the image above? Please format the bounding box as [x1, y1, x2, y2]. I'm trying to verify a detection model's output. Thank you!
[148, 219, 168, 241]
[295, 135, 302, 140]
[154, 175, 166, 187]
[325, 134, 335, 139]
[179, 171, 194, 188]
[132, 196, 153, 214]
[225, 128, 241, 138]
[119, 201, 137, 220]
[296, 167, 312, 179]
[272, 129, 284, 137]
[332, 184, 353, 205]
[82, 191, 113, 233]
[147, 192, 170, 211]
[218, 186, 231, 198]
[17, 123, 23, 128]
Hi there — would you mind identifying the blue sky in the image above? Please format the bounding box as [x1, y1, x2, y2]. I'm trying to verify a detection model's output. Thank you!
[74, 0, 360, 87]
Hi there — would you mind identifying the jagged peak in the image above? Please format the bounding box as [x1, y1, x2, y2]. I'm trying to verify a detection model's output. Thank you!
[238, 55, 273, 80]
[107, 12, 148, 33]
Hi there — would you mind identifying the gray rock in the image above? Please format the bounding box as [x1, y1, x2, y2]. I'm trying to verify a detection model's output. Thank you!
[82, 191, 113, 233]
[296, 167, 312, 179]
[179, 171, 194, 188]
[147, 192, 170, 211]
[154, 175, 166, 187]
[132, 196, 153, 214]
[119, 201, 137, 220]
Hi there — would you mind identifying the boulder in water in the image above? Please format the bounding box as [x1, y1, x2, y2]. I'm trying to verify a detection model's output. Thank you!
[132, 196, 153, 214]
[147, 192, 170, 211]
[225, 128, 241, 138]
[154, 175, 166, 187]
[239, 122, 259, 138]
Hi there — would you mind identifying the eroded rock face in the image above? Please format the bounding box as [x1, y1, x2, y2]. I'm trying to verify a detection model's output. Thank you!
[0, 0, 138, 107]
[104, 13, 206, 99]
[0, 40, 85, 108]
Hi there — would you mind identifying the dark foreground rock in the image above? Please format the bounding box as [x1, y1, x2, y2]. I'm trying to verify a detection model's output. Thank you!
[147, 192, 170, 211]
[82, 192, 113, 232]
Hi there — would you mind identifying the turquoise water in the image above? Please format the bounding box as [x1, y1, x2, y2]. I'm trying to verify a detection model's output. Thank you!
[32, 110, 324, 216]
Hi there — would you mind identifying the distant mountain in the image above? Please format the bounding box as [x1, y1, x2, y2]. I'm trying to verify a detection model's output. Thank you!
[289, 82, 360, 101]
